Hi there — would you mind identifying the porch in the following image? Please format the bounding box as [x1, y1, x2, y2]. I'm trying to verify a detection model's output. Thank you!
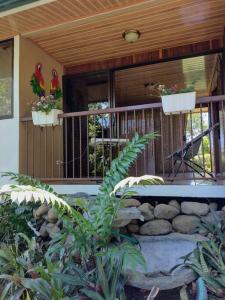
[20, 94, 225, 185]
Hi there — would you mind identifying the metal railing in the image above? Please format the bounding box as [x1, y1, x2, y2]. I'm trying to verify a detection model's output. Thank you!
[20, 95, 225, 184]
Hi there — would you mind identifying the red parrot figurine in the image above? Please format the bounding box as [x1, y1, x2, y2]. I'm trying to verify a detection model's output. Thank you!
[30, 63, 45, 97]
[50, 68, 62, 100]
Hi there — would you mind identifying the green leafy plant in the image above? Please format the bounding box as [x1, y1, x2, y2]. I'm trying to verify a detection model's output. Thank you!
[1, 133, 163, 299]
[0, 233, 43, 299]
[199, 210, 225, 244]
[184, 241, 225, 298]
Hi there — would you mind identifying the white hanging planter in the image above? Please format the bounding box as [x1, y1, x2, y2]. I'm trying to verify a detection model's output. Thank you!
[32, 109, 63, 126]
[161, 92, 196, 115]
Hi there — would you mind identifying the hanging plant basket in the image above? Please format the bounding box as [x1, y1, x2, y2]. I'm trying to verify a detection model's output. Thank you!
[32, 109, 63, 126]
[161, 92, 196, 115]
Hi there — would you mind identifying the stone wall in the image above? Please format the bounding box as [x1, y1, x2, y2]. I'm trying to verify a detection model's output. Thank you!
[33, 196, 224, 239]
[118, 199, 223, 237]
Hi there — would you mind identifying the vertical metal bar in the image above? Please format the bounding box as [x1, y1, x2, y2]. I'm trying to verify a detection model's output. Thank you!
[58, 122, 61, 178]
[117, 112, 120, 155]
[39, 127, 41, 178]
[102, 114, 105, 177]
[65, 118, 68, 178]
[125, 111, 128, 140]
[134, 110, 137, 176]
[109, 113, 112, 168]
[221, 99, 225, 176]
[79, 116, 82, 178]
[190, 110, 195, 182]
[72, 117, 75, 178]
[179, 112, 185, 177]
[52, 126, 54, 178]
[160, 109, 165, 177]
[94, 115, 97, 178]
[208, 103, 213, 174]
[142, 109, 147, 174]
[210, 101, 215, 177]
[26, 122, 29, 175]
[87, 116, 90, 178]
[151, 108, 155, 175]
[44, 126, 47, 178]
[200, 104, 206, 177]
[170, 113, 174, 178]
[32, 125, 35, 177]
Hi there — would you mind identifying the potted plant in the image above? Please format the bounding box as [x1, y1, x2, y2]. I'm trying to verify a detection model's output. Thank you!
[30, 65, 63, 126]
[159, 83, 196, 115]
[31, 95, 63, 126]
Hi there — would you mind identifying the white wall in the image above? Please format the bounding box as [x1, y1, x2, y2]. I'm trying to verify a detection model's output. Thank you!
[0, 36, 20, 186]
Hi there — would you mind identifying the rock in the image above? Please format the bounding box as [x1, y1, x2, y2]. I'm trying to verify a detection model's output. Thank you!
[138, 203, 154, 221]
[181, 202, 209, 216]
[113, 207, 144, 228]
[39, 223, 49, 237]
[168, 200, 181, 212]
[128, 224, 139, 234]
[154, 204, 179, 220]
[47, 208, 58, 223]
[46, 223, 60, 238]
[122, 198, 141, 207]
[222, 206, 225, 212]
[209, 202, 218, 211]
[35, 204, 49, 218]
[172, 215, 200, 234]
[140, 220, 172, 235]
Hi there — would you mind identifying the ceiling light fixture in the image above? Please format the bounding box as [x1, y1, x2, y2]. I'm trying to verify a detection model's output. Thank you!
[122, 29, 141, 43]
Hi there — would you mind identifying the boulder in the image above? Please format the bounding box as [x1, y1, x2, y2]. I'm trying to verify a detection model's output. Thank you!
[39, 223, 49, 237]
[122, 198, 141, 207]
[181, 202, 209, 216]
[46, 223, 60, 238]
[47, 208, 58, 223]
[35, 204, 49, 218]
[138, 203, 154, 221]
[140, 220, 172, 235]
[128, 224, 140, 234]
[154, 204, 179, 220]
[172, 215, 200, 234]
[113, 207, 144, 228]
[168, 200, 181, 212]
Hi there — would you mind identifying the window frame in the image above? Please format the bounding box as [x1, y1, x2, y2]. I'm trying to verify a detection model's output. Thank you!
[0, 38, 14, 120]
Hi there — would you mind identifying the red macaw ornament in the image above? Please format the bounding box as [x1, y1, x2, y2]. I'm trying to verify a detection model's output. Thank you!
[50, 68, 62, 99]
[30, 63, 45, 97]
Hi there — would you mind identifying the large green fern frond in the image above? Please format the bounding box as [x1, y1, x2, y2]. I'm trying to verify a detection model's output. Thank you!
[1, 172, 56, 195]
[0, 185, 72, 214]
[98, 132, 157, 196]
[110, 175, 164, 196]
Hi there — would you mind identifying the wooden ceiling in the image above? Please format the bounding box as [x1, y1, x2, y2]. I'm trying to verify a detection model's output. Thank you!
[0, 0, 225, 67]
[115, 54, 219, 105]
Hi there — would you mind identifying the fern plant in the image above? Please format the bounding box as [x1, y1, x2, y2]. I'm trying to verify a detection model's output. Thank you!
[92, 132, 162, 245]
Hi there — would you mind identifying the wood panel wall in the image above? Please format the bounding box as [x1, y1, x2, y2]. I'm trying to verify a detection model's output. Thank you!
[65, 39, 222, 75]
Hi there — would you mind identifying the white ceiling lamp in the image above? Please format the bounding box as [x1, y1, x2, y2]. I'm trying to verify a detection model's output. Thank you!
[122, 29, 141, 43]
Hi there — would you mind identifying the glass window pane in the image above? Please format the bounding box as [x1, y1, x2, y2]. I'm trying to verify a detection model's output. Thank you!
[0, 40, 13, 119]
